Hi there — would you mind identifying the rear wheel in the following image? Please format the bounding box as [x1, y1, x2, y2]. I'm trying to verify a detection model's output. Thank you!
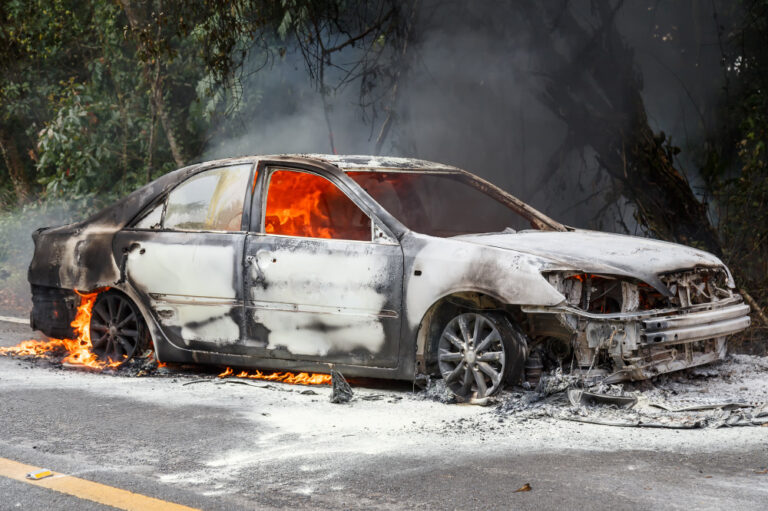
[89, 291, 145, 365]
[437, 311, 526, 400]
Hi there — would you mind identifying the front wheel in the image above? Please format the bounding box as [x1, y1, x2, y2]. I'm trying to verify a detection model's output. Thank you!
[437, 311, 526, 400]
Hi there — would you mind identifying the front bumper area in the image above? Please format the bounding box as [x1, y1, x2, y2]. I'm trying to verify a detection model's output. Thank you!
[640, 302, 750, 345]
[522, 297, 752, 382]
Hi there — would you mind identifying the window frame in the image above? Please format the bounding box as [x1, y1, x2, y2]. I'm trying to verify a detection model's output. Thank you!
[257, 166, 376, 243]
[131, 197, 166, 231]
[128, 162, 257, 234]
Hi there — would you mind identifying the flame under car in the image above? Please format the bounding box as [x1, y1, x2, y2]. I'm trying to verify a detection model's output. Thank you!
[27, 155, 751, 399]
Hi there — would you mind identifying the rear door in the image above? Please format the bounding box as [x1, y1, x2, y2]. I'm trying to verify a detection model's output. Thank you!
[243, 166, 404, 368]
[117, 163, 255, 352]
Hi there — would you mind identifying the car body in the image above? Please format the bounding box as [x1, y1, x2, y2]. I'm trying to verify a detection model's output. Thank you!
[28, 155, 751, 396]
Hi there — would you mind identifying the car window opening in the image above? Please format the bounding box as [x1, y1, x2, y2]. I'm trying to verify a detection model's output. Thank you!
[134, 201, 163, 229]
[347, 171, 537, 237]
[164, 164, 253, 232]
[265, 169, 371, 241]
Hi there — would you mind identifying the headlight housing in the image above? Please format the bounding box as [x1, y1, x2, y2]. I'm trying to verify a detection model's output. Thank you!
[545, 272, 666, 313]
[545, 267, 733, 313]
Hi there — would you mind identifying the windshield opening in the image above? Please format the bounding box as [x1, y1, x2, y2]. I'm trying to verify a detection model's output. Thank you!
[347, 171, 540, 237]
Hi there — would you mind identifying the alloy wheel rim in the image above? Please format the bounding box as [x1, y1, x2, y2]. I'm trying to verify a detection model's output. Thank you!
[90, 295, 140, 364]
[437, 312, 506, 398]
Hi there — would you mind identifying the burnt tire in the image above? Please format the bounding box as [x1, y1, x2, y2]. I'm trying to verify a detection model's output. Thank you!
[89, 291, 147, 366]
[437, 311, 527, 400]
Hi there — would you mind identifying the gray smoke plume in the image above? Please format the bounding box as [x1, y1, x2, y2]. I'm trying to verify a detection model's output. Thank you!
[203, 1, 730, 232]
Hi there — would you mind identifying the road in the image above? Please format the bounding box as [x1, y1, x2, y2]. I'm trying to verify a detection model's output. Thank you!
[1, 320, 767, 510]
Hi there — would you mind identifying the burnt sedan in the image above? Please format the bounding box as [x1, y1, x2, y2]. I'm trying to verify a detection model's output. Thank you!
[28, 155, 751, 399]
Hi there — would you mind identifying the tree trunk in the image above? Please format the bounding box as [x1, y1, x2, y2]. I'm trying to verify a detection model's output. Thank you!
[150, 71, 185, 168]
[119, 0, 185, 168]
[602, 93, 722, 256]
[0, 129, 30, 204]
[147, 101, 157, 183]
[529, 0, 723, 256]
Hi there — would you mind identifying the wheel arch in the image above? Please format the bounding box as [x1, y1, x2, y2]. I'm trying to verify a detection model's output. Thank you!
[87, 285, 158, 354]
[414, 289, 528, 377]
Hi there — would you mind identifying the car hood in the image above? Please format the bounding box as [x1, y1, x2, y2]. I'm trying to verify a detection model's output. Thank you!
[455, 229, 731, 294]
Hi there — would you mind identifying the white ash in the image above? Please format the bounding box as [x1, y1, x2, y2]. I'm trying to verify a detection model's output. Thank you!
[414, 377, 455, 403]
[495, 354, 768, 428]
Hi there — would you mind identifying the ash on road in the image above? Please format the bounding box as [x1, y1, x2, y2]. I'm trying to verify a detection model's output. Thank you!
[1, 321, 767, 510]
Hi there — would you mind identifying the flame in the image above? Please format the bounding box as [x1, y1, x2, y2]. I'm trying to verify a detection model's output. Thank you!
[0, 338, 75, 357]
[0, 290, 121, 369]
[264, 170, 369, 241]
[146, 351, 167, 368]
[218, 367, 332, 386]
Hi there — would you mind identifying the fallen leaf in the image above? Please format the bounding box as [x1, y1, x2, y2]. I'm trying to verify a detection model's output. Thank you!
[514, 483, 532, 493]
[756, 469, 768, 474]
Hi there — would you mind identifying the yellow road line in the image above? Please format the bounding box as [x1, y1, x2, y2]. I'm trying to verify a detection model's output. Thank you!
[0, 457, 200, 511]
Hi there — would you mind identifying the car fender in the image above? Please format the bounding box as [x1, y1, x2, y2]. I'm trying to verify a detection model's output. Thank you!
[401, 233, 566, 332]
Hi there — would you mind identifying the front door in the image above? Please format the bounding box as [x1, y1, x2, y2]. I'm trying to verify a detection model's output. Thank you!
[243, 167, 403, 368]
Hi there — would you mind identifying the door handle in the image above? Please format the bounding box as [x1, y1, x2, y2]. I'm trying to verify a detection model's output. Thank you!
[117, 242, 143, 284]
[122, 242, 142, 254]
[247, 254, 267, 283]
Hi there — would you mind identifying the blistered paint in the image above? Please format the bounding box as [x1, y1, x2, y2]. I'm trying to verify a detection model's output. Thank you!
[457, 229, 734, 292]
[126, 241, 240, 344]
[28, 161, 206, 290]
[58, 225, 123, 290]
[245, 238, 397, 358]
[402, 233, 566, 330]
[251, 311, 387, 356]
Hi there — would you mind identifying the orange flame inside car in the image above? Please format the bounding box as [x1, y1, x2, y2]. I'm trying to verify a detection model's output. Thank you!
[264, 170, 370, 241]
[218, 367, 332, 386]
[0, 291, 121, 369]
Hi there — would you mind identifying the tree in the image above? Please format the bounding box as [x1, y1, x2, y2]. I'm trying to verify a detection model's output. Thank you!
[700, 0, 768, 320]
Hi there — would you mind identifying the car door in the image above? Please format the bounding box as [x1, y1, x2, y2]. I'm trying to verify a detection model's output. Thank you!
[116, 163, 255, 353]
[243, 166, 404, 368]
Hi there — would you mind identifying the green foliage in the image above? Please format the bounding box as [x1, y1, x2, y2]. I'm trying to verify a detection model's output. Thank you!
[0, 1, 140, 202]
[36, 86, 105, 196]
[0, 0, 277, 206]
[699, 0, 768, 307]
[0, 0, 404, 208]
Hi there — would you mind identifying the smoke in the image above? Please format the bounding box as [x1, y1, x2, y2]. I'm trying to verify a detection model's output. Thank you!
[617, 1, 732, 197]
[203, 57, 377, 158]
[203, 1, 729, 232]
[0, 1, 736, 314]
[0, 200, 82, 310]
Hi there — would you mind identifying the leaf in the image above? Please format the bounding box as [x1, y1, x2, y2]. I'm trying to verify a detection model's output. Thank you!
[514, 483, 532, 493]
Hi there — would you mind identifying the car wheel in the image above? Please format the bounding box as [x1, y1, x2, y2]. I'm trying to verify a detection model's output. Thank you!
[437, 311, 526, 400]
[89, 291, 146, 365]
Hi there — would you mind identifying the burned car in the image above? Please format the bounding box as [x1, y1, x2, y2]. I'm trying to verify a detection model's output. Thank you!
[28, 155, 751, 399]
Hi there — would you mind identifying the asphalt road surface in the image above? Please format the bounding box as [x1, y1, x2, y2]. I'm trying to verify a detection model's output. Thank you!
[1, 320, 767, 510]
